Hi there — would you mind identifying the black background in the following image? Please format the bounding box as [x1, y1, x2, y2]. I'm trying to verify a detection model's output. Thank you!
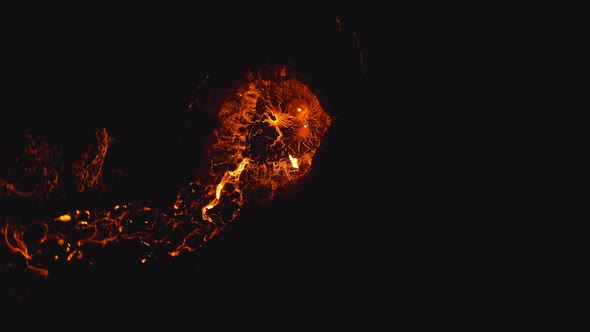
[2, 3, 589, 331]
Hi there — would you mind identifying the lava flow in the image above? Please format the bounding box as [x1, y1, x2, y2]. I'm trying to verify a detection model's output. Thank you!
[0, 66, 332, 278]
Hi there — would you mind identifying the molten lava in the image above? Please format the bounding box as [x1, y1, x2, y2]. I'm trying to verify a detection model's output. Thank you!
[0, 67, 331, 277]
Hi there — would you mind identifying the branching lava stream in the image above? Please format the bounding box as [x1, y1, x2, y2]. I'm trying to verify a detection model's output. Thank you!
[1, 66, 332, 280]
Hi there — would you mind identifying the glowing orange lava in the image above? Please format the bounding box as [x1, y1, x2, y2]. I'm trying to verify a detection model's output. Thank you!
[0, 66, 331, 277]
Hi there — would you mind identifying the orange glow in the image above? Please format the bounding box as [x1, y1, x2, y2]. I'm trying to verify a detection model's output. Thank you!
[72, 127, 113, 193]
[56, 214, 72, 222]
[297, 122, 310, 137]
[201, 157, 250, 223]
[289, 155, 299, 169]
[1, 65, 331, 277]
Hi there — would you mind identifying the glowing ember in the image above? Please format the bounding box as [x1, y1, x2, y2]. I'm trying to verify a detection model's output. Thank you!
[0, 66, 331, 277]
